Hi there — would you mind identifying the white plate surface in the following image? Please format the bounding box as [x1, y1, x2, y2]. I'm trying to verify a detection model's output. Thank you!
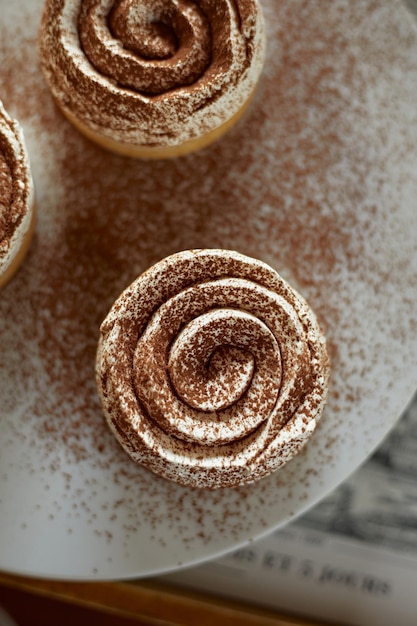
[1, 0, 417, 580]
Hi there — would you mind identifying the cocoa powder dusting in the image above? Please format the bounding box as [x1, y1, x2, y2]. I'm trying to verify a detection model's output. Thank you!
[0, 151, 12, 243]
[1, 0, 417, 578]
[98, 251, 329, 488]
[0, 99, 32, 261]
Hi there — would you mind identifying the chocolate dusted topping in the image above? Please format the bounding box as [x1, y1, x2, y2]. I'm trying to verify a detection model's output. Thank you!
[39, 0, 266, 146]
[96, 250, 330, 489]
[109, 2, 179, 61]
[0, 151, 13, 243]
[80, 0, 212, 95]
[0, 101, 34, 277]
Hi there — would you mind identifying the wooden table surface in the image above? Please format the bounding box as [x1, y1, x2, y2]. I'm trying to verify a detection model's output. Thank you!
[0, 571, 336, 626]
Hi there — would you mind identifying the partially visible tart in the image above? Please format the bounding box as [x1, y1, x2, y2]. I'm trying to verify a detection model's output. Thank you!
[96, 249, 331, 489]
[0, 101, 35, 289]
[39, 0, 266, 159]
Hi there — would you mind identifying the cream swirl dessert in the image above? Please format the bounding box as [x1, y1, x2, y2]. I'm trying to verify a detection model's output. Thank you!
[0, 102, 35, 289]
[39, 0, 266, 159]
[96, 250, 330, 489]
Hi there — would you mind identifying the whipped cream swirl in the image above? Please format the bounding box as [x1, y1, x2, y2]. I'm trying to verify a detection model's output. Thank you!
[39, 0, 266, 147]
[79, 0, 212, 95]
[0, 101, 34, 283]
[96, 250, 330, 489]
